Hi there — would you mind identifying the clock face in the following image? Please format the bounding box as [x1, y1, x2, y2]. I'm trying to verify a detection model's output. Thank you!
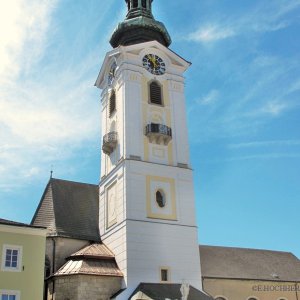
[143, 54, 166, 75]
[108, 61, 117, 85]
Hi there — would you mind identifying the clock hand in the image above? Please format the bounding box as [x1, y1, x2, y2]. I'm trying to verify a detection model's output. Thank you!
[151, 57, 158, 68]
[149, 55, 154, 62]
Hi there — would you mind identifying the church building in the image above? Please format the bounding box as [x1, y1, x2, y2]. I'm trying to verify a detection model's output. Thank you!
[32, 0, 212, 299]
[30, 1, 300, 300]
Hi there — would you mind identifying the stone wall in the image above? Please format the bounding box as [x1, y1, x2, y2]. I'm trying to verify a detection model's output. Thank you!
[54, 274, 122, 300]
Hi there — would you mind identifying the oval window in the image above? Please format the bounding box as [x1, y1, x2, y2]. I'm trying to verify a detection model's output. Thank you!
[156, 190, 166, 208]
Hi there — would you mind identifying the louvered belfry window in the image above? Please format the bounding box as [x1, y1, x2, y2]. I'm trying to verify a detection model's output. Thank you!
[109, 90, 116, 117]
[149, 81, 163, 105]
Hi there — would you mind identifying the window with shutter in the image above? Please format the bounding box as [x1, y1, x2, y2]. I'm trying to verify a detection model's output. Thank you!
[149, 81, 163, 105]
[109, 90, 116, 117]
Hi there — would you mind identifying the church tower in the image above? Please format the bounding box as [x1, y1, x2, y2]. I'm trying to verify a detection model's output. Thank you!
[95, 1, 203, 298]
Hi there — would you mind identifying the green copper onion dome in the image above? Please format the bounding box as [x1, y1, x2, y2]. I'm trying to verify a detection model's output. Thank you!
[110, 0, 172, 48]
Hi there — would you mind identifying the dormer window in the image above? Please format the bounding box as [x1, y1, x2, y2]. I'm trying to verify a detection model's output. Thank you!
[149, 81, 163, 105]
[109, 90, 116, 117]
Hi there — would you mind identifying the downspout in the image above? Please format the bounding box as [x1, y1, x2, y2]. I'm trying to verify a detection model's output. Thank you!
[52, 238, 56, 300]
[44, 277, 48, 300]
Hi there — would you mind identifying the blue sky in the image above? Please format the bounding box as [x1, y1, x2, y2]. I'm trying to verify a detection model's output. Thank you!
[0, 0, 299, 258]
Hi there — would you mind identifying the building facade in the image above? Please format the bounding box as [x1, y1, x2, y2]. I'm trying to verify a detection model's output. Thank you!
[200, 245, 300, 300]
[0, 218, 46, 300]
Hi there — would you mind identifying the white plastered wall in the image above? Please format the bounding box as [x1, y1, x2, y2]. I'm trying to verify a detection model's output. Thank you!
[97, 42, 202, 298]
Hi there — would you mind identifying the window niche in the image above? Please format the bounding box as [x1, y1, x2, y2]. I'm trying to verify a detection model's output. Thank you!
[132, 0, 138, 8]
[109, 90, 116, 117]
[149, 81, 163, 106]
[142, 0, 147, 8]
[160, 268, 169, 282]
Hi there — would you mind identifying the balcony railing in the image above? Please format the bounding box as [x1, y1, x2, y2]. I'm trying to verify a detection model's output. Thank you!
[102, 131, 118, 155]
[145, 123, 172, 145]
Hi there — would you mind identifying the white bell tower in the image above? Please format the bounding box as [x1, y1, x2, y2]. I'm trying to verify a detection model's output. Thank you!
[95, 1, 202, 298]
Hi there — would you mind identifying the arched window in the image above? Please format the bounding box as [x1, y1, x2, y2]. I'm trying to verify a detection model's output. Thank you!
[149, 81, 163, 105]
[142, 0, 147, 8]
[248, 298, 259, 300]
[215, 298, 226, 300]
[133, 0, 138, 8]
[156, 190, 166, 208]
[109, 90, 116, 117]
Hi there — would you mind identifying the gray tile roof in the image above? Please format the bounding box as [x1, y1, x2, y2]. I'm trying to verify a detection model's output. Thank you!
[0, 218, 45, 229]
[200, 245, 300, 282]
[31, 178, 100, 241]
[129, 283, 213, 300]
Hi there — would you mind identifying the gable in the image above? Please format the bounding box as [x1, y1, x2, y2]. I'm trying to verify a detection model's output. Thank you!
[95, 40, 191, 89]
[31, 181, 56, 234]
[31, 178, 100, 241]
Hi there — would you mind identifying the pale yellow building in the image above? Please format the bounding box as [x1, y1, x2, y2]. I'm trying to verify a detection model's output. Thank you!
[200, 245, 300, 300]
[0, 218, 46, 300]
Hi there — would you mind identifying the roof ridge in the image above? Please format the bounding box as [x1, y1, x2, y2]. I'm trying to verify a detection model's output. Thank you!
[70, 243, 114, 259]
[199, 244, 294, 255]
[51, 177, 98, 187]
[0, 218, 45, 229]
